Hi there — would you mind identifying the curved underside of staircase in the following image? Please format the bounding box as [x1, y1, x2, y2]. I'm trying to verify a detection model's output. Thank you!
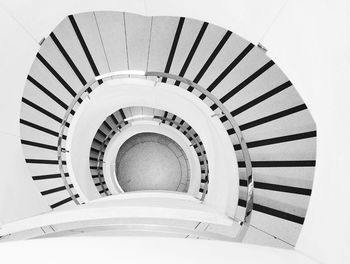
[19, 11, 316, 246]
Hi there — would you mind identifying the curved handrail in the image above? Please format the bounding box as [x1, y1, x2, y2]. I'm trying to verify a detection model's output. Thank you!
[93, 115, 209, 200]
[154, 115, 209, 200]
[95, 126, 120, 195]
[57, 70, 253, 228]
[147, 72, 253, 224]
[57, 78, 96, 205]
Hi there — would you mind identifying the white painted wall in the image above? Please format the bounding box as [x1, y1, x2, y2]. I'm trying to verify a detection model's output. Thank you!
[0, 236, 319, 264]
[0, 7, 50, 225]
[261, 1, 350, 264]
[0, 0, 285, 45]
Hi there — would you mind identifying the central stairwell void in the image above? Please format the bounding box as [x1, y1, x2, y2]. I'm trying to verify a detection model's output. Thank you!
[115, 132, 190, 192]
[0, 11, 316, 248]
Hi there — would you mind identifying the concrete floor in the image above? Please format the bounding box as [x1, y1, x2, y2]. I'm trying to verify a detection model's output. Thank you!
[115, 133, 190, 192]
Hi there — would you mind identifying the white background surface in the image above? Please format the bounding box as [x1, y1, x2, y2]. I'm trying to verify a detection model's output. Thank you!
[0, 236, 319, 264]
[0, 0, 349, 263]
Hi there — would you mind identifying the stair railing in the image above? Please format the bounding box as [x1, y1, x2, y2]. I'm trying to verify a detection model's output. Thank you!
[57, 70, 253, 237]
[92, 115, 208, 200]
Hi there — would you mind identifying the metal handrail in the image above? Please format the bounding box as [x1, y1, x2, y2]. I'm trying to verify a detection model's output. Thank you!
[57, 70, 253, 228]
[154, 115, 209, 200]
[57, 78, 96, 205]
[92, 115, 209, 200]
[95, 126, 121, 195]
[147, 72, 253, 224]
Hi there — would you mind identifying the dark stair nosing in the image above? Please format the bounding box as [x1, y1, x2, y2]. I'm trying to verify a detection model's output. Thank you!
[21, 97, 70, 127]
[200, 43, 255, 101]
[25, 159, 66, 165]
[227, 104, 308, 135]
[174, 22, 209, 86]
[41, 184, 73, 195]
[69, 14, 103, 85]
[21, 139, 57, 151]
[32, 173, 69, 180]
[218, 60, 275, 105]
[27, 75, 75, 114]
[50, 32, 88, 86]
[50, 194, 79, 209]
[20, 118, 67, 140]
[233, 131, 317, 150]
[238, 199, 304, 224]
[187, 30, 232, 92]
[162, 17, 185, 83]
[36, 53, 83, 103]
[238, 160, 316, 168]
[240, 180, 312, 195]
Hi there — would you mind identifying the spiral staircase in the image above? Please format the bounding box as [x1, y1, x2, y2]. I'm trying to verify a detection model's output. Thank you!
[0, 11, 316, 250]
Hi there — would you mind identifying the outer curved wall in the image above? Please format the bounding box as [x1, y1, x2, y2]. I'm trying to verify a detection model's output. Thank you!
[0, 8, 51, 225]
[264, 2, 350, 264]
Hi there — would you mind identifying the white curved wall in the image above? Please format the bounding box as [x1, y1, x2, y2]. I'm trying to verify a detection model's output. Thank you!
[264, 2, 350, 264]
[0, 236, 319, 264]
[0, 8, 51, 225]
[0, 0, 286, 46]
